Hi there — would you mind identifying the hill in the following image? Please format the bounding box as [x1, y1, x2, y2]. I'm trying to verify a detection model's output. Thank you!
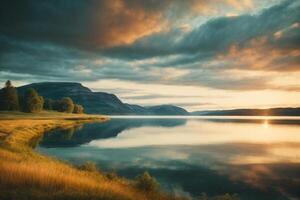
[17, 82, 188, 115]
[147, 105, 189, 115]
[17, 82, 300, 116]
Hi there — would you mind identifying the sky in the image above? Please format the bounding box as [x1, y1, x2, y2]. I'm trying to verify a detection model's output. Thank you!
[0, 0, 300, 111]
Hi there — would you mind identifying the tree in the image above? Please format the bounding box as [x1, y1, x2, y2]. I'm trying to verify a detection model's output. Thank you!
[59, 97, 74, 113]
[5, 80, 12, 88]
[0, 80, 19, 111]
[24, 88, 44, 113]
[73, 104, 84, 114]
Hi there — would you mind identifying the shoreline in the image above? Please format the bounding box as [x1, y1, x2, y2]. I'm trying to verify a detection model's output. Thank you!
[0, 111, 108, 151]
[0, 111, 108, 120]
[0, 112, 181, 200]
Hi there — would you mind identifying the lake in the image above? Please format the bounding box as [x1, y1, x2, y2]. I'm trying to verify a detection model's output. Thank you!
[37, 116, 300, 200]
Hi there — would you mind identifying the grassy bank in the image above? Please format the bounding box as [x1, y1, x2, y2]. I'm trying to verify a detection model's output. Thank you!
[0, 111, 182, 200]
[0, 110, 107, 120]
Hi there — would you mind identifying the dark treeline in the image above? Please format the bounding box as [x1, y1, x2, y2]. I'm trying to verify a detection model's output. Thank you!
[0, 80, 84, 114]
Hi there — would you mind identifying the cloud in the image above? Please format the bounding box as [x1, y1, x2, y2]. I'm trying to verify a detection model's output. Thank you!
[0, 0, 299, 94]
[0, 0, 285, 51]
[104, 0, 299, 61]
[3, 0, 258, 50]
[216, 35, 300, 72]
[90, 0, 170, 47]
[0, 0, 169, 49]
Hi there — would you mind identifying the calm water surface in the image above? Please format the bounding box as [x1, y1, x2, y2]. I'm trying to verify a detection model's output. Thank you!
[37, 116, 300, 200]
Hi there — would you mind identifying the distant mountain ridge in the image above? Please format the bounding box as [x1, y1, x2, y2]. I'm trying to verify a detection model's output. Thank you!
[17, 82, 300, 116]
[146, 105, 189, 115]
[17, 82, 188, 115]
[192, 108, 300, 116]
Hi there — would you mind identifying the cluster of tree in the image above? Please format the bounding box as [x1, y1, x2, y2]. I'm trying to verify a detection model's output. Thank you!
[23, 88, 44, 113]
[44, 97, 84, 113]
[0, 80, 84, 114]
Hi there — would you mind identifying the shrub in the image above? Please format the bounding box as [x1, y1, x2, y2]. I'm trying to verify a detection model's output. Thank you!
[105, 171, 118, 180]
[78, 161, 98, 172]
[135, 171, 159, 192]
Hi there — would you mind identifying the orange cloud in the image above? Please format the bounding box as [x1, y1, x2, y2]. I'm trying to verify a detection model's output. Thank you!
[189, 0, 254, 15]
[90, 0, 169, 47]
[84, 0, 267, 47]
[226, 0, 253, 10]
[91, 0, 251, 47]
[217, 36, 300, 71]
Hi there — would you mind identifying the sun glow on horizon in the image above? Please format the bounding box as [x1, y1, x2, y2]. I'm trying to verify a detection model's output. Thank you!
[83, 79, 300, 111]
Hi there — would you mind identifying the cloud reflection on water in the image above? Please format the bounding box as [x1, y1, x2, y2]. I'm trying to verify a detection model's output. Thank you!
[38, 117, 300, 199]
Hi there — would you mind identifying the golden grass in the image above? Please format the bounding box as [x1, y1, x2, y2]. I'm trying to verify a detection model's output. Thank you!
[0, 157, 146, 200]
[0, 111, 107, 149]
[0, 112, 183, 200]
